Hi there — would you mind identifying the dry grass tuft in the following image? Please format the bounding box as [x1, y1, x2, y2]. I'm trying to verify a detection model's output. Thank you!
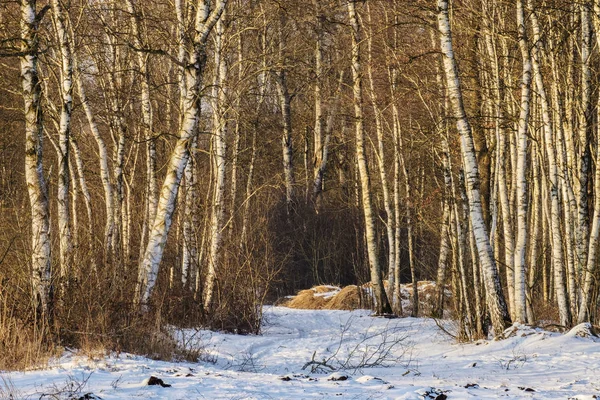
[285, 284, 369, 311]
[285, 289, 331, 309]
[323, 285, 363, 310]
[284, 281, 447, 313]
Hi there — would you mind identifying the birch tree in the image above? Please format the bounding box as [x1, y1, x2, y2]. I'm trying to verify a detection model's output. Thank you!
[51, 0, 73, 279]
[348, 0, 391, 315]
[275, 11, 295, 211]
[137, 0, 227, 308]
[513, 0, 532, 324]
[528, 0, 572, 327]
[578, 0, 600, 323]
[437, 0, 511, 335]
[20, 0, 52, 318]
[204, 15, 228, 311]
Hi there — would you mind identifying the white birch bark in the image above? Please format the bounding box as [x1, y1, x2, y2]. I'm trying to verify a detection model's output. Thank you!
[390, 68, 403, 315]
[71, 139, 93, 244]
[176, 0, 198, 286]
[577, 0, 600, 323]
[21, 0, 52, 317]
[434, 140, 453, 318]
[396, 119, 418, 317]
[366, 5, 395, 291]
[577, 98, 600, 323]
[125, 0, 158, 238]
[312, 0, 324, 202]
[437, 0, 510, 334]
[137, 0, 227, 308]
[550, 53, 578, 315]
[68, 155, 78, 253]
[275, 14, 294, 210]
[576, 1, 592, 281]
[51, 0, 72, 278]
[204, 16, 228, 311]
[181, 140, 197, 286]
[528, 0, 572, 326]
[73, 46, 115, 258]
[482, 15, 515, 319]
[348, 0, 391, 315]
[513, 0, 531, 323]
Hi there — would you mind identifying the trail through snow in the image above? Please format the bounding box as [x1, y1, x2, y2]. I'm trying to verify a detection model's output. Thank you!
[2, 306, 600, 399]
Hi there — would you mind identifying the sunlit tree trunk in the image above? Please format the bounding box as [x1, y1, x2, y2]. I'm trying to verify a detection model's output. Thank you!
[125, 0, 158, 253]
[576, 1, 592, 284]
[348, 0, 391, 315]
[204, 16, 228, 311]
[275, 13, 294, 211]
[366, 4, 395, 288]
[578, 0, 600, 323]
[137, 0, 227, 308]
[434, 140, 453, 318]
[528, 0, 572, 327]
[51, 0, 73, 279]
[73, 42, 114, 261]
[513, 0, 531, 324]
[21, 0, 52, 318]
[437, 0, 510, 335]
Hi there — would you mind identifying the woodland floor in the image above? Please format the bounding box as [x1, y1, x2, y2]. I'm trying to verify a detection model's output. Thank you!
[2, 301, 600, 399]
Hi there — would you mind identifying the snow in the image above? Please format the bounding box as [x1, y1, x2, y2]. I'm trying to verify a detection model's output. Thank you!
[2, 307, 600, 399]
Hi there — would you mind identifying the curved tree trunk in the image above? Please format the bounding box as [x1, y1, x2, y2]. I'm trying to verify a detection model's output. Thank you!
[137, 0, 227, 308]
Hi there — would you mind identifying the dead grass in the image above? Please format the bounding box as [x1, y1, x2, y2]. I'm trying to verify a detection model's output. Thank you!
[285, 289, 331, 309]
[284, 281, 446, 313]
[323, 285, 363, 310]
[0, 318, 56, 371]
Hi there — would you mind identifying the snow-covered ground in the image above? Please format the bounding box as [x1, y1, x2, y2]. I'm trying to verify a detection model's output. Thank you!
[2, 306, 599, 399]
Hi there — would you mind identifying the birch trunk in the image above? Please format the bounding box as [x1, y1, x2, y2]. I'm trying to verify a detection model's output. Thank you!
[21, 0, 52, 317]
[312, 0, 324, 204]
[434, 141, 453, 318]
[51, 0, 72, 279]
[275, 13, 294, 210]
[177, 0, 198, 286]
[348, 0, 391, 315]
[397, 122, 418, 317]
[137, 0, 227, 308]
[125, 0, 158, 241]
[204, 16, 228, 311]
[528, 0, 572, 326]
[513, 0, 531, 323]
[181, 141, 197, 286]
[551, 53, 578, 315]
[437, 0, 510, 335]
[577, 1, 592, 282]
[71, 139, 93, 246]
[313, 72, 343, 207]
[391, 69, 403, 315]
[73, 46, 114, 259]
[366, 4, 395, 290]
[578, 98, 600, 323]
[578, 0, 600, 323]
